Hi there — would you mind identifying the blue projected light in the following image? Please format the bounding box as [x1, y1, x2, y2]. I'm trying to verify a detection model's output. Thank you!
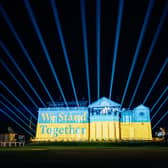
[151, 96, 168, 120]
[121, 0, 154, 106]
[96, 0, 101, 99]
[50, 0, 79, 106]
[0, 60, 38, 109]
[0, 109, 34, 137]
[143, 58, 168, 104]
[0, 101, 35, 134]
[129, 2, 168, 108]
[23, 0, 68, 107]
[80, 0, 91, 104]
[0, 41, 46, 107]
[109, 0, 124, 99]
[38, 109, 88, 124]
[151, 87, 168, 112]
[0, 94, 36, 128]
[152, 111, 168, 130]
[0, 81, 37, 120]
[0, 5, 54, 105]
[0, 6, 48, 107]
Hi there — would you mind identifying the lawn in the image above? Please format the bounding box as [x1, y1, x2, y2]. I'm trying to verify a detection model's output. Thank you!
[0, 142, 168, 167]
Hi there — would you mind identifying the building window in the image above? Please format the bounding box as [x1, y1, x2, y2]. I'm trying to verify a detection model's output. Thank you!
[139, 112, 144, 116]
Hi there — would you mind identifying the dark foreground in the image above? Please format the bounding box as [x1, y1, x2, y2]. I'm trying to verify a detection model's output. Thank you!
[0, 143, 168, 168]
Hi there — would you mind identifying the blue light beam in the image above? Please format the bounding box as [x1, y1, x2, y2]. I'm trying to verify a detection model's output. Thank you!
[143, 58, 168, 104]
[0, 41, 46, 107]
[152, 111, 168, 130]
[151, 96, 168, 120]
[0, 81, 37, 120]
[50, 0, 79, 106]
[0, 101, 36, 134]
[0, 94, 36, 128]
[0, 109, 34, 137]
[23, 0, 68, 107]
[129, 2, 168, 108]
[80, 0, 91, 104]
[109, 0, 124, 99]
[151, 87, 168, 112]
[0, 5, 53, 106]
[0, 59, 38, 109]
[121, 0, 154, 106]
[96, 0, 101, 99]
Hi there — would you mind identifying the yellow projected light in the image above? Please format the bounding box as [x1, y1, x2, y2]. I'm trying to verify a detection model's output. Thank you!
[35, 109, 89, 141]
[90, 121, 120, 141]
[33, 98, 153, 142]
[120, 122, 152, 140]
[35, 123, 89, 141]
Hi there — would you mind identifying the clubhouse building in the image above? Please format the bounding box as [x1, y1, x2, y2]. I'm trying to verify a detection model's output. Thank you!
[34, 97, 152, 141]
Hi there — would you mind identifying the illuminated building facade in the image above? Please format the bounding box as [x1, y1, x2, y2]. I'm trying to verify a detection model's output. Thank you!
[34, 97, 152, 141]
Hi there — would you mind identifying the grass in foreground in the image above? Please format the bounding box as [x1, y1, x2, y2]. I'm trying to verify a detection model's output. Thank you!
[0, 142, 168, 167]
[0, 141, 168, 151]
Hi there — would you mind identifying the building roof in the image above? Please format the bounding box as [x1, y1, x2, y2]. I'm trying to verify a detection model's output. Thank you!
[88, 97, 121, 108]
[134, 104, 149, 110]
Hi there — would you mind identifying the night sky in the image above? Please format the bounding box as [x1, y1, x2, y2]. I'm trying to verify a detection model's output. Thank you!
[0, 0, 167, 136]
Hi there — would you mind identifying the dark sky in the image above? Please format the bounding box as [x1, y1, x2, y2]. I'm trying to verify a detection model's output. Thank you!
[0, 0, 167, 135]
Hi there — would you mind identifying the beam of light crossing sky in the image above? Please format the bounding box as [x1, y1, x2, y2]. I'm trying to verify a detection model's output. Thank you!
[80, 0, 91, 104]
[0, 94, 36, 128]
[0, 59, 38, 109]
[23, 0, 68, 107]
[0, 81, 37, 120]
[96, 0, 101, 99]
[0, 41, 46, 107]
[152, 111, 168, 130]
[121, 0, 154, 106]
[109, 0, 124, 99]
[0, 101, 36, 134]
[0, 5, 54, 106]
[0, 109, 34, 137]
[151, 96, 168, 120]
[151, 87, 168, 112]
[143, 58, 168, 104]
[129, 2, 168, 108]
[50, 0, 79, 106]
